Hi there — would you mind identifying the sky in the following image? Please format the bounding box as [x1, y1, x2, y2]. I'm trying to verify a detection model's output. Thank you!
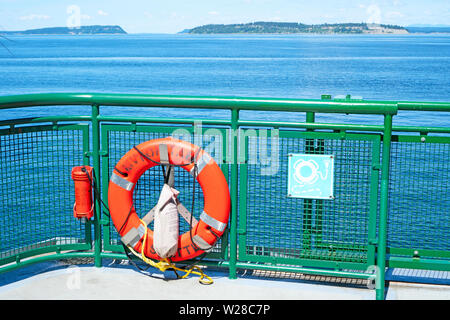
[0, 0, 449, 33]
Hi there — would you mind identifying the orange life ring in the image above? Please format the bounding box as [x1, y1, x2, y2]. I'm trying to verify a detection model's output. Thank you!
[108, 137, 230, 262]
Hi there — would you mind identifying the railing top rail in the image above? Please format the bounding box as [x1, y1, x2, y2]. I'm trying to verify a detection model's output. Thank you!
[1, 93, 450, 115]
[396, 101, 450, 112]
[0, 93, 403, 115]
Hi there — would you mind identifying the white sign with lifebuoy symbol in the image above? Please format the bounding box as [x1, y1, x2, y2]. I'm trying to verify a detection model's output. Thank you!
[288, 154, 334, 199]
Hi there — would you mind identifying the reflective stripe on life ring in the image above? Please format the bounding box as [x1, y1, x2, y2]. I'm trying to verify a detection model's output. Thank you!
[107, 137, 231, 262]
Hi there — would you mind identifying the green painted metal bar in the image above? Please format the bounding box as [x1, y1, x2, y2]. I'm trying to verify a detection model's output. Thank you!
[228, 108, 239, 279]
[367, 135, 382, 267]
[219, 128, 231, 260]
[376, 114, 394, 300]
[389, 248, 450, 258]
[82, 123, 93, 248]
[100, 252, 129, 260]
[219, 261, 373, 280]
[97, 115, 231, 126]
[0, 243, 92, 267]
[0, 251, 96, 275]
[397, 101, 450, 112]
[392, 125, 450, 134]
[3, 115, 448, 135]
[239, 120, 450, 134]
[237, 252, 370, 270]
[388, 257, 450, 271]
[100, 121, 113, 250]
[0, 93, 399, 114]
[303, 112, 316, 252]
[0, 116, 91, 127]
[239, 120, 382, 131]
[91, 104, 102, 268]
[237, 134, 249, 261]
[313, 134, 325, 248]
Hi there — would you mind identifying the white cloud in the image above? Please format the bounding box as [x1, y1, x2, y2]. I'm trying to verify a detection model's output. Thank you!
[98, 10, 108, 16]
[19, 14, 50, 21]
[208, 11, 219, 15]
[385, 11, 404, 19]
[169, 12, 185, 20]
[366, 4, 381, 24]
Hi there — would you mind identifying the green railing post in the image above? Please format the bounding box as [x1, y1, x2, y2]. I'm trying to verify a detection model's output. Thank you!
[305, 111, 326, 248]
[305, 112, 315, 125]
[303, 112, 316, 252]
[376, 113, 393, 300]
[82, 123, 93, 247]
[91, 104, 102, 267]
[229, 107, 239, 279]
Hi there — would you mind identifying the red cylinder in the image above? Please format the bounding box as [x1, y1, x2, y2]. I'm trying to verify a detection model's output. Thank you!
[71, 166, 94, 220]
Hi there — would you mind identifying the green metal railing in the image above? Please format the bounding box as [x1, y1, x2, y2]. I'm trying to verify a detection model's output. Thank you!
[0, 93, 449, 300]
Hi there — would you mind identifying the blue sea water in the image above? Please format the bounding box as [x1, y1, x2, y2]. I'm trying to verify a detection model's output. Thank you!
[0, 34, 449, 127]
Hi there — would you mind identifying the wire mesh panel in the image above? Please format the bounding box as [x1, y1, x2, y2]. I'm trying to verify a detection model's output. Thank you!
[102, 124, 229, 259]
[239, 130, 380, 270]
[388, 135, 450, 266]
[0, 124, 91, 264]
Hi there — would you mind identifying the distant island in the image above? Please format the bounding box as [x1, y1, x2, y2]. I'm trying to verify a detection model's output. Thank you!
[1, 25, 127, 35]
[181, 22, 409, 34]
[181, 22, 450, 34]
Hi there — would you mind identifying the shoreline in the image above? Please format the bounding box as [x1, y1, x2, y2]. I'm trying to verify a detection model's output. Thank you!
[3, 32, 450, 36]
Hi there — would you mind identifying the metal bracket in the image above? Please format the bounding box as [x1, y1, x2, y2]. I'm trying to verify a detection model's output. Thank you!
[372, 164, 382, 171]
[159, 143, 175, 187]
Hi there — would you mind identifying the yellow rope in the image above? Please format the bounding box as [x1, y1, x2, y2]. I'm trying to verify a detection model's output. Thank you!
[126, 219, 213, 285]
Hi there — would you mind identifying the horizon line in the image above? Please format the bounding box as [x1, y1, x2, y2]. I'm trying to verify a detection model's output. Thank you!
[2, 22, 450, 35]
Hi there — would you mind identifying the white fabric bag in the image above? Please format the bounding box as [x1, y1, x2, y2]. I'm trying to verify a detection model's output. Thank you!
[153, 183, 180, 258]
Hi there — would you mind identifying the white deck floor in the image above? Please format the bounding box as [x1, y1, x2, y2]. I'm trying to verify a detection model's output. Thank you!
[0, 260, 448, 300]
